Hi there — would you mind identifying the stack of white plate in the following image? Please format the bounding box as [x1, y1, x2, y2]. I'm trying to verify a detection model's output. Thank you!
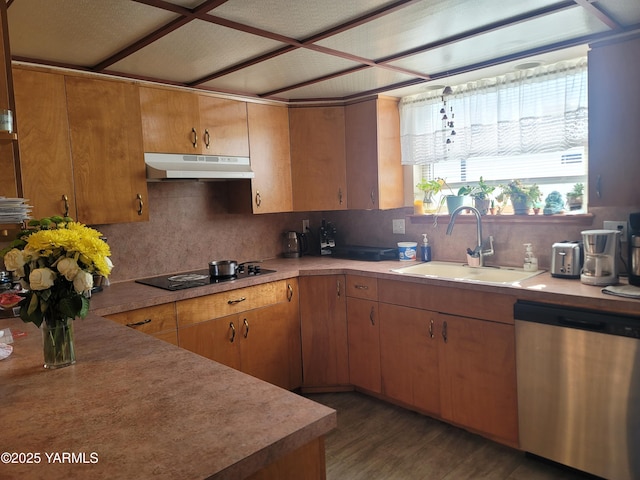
[0, 197, 32, 224]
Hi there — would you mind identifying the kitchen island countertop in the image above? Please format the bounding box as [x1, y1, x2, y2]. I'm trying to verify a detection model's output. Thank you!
[0, 314, 335, 480]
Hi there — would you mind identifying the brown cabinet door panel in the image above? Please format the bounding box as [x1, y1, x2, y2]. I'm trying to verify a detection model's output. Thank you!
[178, 315, 242, 371]
[347, 297, 381, 393]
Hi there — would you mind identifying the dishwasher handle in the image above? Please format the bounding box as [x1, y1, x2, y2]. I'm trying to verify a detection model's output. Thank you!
[557, 315, 606, 332]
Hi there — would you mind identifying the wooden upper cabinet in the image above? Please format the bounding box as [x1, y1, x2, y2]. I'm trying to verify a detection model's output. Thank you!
[588, 36, 640, 208]
[65, 76, 148, 224]
[198, 95, 249, 156]
[13, 68, 75, 219]
[245, 102, 292, 213]
[0, 2, 18, 200]
[139, 86, 249, 156]
[346, 97, 404, 210]
[290, 106, 347, 211]
[230, 102, 293, 214]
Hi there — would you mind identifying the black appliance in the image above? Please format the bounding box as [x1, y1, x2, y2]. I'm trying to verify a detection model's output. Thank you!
[319, 219, 337, 255]
[630, 212, 640, 286]
[136, 264, 275, 291]
[331, 245, 398, 261]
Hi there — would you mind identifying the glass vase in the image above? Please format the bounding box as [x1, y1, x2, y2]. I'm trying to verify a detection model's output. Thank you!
[42, 318, 76, 369]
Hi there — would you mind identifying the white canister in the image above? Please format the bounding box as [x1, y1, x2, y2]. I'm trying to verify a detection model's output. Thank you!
[398, 242, 417, 261]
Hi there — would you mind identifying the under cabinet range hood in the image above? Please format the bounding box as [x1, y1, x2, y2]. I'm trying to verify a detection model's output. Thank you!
[144, 153, 254, 181]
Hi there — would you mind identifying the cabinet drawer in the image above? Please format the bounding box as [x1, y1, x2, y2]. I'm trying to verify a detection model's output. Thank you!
[379, 279, 516, 324]
[106, 303, 177, 334]
[176, 280, 289, 327]
[345, 275, 378, 300]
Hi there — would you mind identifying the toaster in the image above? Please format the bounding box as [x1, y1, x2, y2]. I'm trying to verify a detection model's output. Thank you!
[551, 241, 583, 278]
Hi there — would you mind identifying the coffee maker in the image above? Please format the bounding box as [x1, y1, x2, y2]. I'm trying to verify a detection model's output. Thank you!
[319, 220, 336, 256]
[580, 229, 619, 286]
[629, 212, 640, 286]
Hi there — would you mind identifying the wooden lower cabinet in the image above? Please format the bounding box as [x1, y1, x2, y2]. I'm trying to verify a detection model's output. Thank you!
[177, 279, 302, 390]
[105, 303, 178, 346]
[246, 437, 326, 480]
[379, 303, 440, 415]
[437, 312, 518, 445]
[299, 275, 349, 389]
[346, 297, 381, 393]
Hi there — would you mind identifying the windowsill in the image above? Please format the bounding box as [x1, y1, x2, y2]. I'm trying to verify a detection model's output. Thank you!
[408, 212, 594, 225]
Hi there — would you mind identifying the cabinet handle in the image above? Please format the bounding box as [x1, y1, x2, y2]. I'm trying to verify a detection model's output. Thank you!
[136, 193, 144, 216]
[62, 194, 69, 217]
[370, 189, 375, 205]
[255, 191, 262, 207]
[442, 320, 448, 343]
[369, 306, 375, 326]
[243, 318, 249, 338]
[229, 321, 236, 343]
[191, 127, 197, 148]
[204, 129, 210, 149]
[429, 319, 434, 339]
[354, 284, 369, 290]
[337, 280, 341, 297]
[596, 174, 602, 199]
[126, 318, 151, 328]
[228, 297, 246, 305]
[287, 283, 293, 302]
[338, 188, 343, 205]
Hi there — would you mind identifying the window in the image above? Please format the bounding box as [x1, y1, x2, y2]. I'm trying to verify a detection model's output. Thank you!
[400, 58, 588, 212]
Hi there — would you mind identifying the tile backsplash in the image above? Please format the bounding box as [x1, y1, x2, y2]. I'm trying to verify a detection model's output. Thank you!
[2, 180, 635, 283]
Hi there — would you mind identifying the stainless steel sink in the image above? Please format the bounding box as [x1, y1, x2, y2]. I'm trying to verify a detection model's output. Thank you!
[391, 261, 544, 285]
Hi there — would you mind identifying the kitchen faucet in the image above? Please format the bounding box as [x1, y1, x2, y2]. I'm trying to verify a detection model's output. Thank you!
[446, 206, 494, 267]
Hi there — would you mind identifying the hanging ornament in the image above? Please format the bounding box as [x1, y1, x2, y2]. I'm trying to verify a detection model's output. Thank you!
[441, 86, 455, 152]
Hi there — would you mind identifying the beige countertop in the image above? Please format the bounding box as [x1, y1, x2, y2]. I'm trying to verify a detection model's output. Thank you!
[0, 314, 336, 480]
[91, 256, 640, 317]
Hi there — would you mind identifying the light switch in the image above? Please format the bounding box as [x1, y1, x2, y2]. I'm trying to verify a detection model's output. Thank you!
[392, 219, 405, 234]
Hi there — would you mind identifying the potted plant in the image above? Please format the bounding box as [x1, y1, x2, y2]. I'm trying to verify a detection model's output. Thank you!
[445, 185, 471, 213]
[469, 177, 495, 215]
[501, 180, 542, 215]
[566, 182, 584, 211]
[415, 178, 445, 213]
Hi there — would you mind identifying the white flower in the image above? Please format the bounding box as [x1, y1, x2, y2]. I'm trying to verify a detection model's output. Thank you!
[29, 268, 56, 290]
[3, 248, 27, 271]
[57, 257, 81, 281]
[73, 271, 93, 294]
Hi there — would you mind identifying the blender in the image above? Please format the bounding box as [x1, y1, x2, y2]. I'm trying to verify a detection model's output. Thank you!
[580, 229, 619, 286]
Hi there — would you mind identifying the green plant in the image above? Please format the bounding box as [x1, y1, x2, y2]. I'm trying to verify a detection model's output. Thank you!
[501, 179, 542, 204]
[566, 182, 584, 199]
[469, 176, 495, 200]
[415, 178, 444, 199]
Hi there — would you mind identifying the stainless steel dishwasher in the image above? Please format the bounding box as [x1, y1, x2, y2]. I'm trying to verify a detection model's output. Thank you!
[514, 301, 640, 480]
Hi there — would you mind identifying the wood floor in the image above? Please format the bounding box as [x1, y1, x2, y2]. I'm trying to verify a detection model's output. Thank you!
[305, 392, 599, 480]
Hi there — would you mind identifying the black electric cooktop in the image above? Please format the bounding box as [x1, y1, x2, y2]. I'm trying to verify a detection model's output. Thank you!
[136, 266, 276, 291]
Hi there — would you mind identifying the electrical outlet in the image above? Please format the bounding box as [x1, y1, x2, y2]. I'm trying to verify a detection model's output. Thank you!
[302, 219, 310, 232]
[392, 219, 405, 234]
[603, 220, 628, 242]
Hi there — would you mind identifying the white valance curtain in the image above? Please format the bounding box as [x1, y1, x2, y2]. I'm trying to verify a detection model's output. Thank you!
[399, 58, 588, 165]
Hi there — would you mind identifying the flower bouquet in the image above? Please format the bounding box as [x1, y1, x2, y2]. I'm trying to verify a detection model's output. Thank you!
[1, 216, 112, 368]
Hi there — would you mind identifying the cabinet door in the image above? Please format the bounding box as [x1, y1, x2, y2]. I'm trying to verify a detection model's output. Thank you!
[347, 297, 380, 393]
[139, 86, 200, 154]
[346, 98, 403, 210]
[198, 96, 249, 156]
[13, 68, 75, 219]
[437, 313, 518, 446]
[290, 107, 347, 211]
[245, 103, 293, 213]
[65, 76, 148, 224]
[241, 281, 302, 390]
[588, 36, 640, 207]
[299, 275, 349, 388]
[379, 303, 440, 415]
[178, 314, 242, 371]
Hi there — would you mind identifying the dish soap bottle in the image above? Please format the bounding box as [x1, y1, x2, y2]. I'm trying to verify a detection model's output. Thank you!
[523, 243, 538, 271]
[421, 234, 432, 262]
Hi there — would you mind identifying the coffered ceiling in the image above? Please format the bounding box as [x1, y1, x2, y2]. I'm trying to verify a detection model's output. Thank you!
[6, 0, 640, 102]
